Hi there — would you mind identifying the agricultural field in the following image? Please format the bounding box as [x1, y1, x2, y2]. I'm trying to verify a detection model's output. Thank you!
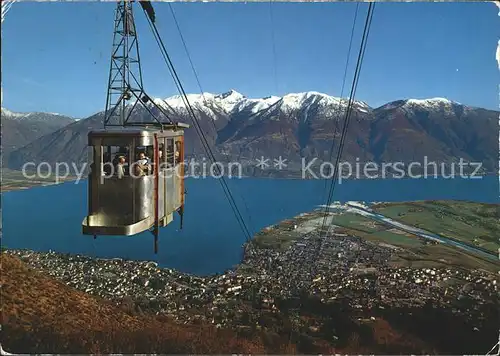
[371, 200, 500, 255]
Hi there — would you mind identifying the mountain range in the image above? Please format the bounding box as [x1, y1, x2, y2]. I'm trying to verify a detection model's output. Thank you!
[3, 90, 498, 176]
[1, 108, 75, 158]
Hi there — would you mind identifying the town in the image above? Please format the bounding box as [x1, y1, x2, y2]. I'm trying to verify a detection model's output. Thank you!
[5, 208, 498, 352]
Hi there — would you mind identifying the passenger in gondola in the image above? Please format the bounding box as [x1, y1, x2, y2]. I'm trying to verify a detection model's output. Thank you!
[116, 155, 126, 179]
[174, 141, 181, 165]
[134, 151, 151, 176]
[159, 144, 165, 162]
[137, 151, 150, 166]
[103, 152, 112, 176]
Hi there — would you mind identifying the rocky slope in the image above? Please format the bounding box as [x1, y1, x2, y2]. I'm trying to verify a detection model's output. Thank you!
[5, 91, 498, 175]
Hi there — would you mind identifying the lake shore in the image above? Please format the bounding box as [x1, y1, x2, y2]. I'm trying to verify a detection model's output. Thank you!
[1, 168, 78, 192]
[2, 165, 497, 193]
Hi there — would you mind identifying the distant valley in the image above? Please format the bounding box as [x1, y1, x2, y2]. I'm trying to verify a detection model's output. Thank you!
[2, 90, 498, 177]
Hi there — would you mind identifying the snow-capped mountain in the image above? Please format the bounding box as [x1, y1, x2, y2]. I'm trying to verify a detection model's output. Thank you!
[375, 97, 475, 118]
[159, 89, 372, 117]
[4, 90, 498, 175]
[156, 89, 250, 116]
[118, 89, 374, 129]
[1, 107, 76, 154]
[1, 107, 76, 121]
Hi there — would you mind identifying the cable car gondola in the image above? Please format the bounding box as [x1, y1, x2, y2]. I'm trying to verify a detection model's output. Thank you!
[82, 0, 189, 253]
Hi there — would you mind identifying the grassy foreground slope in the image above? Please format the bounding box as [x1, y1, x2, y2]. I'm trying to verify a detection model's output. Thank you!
[1, 251, 437, 354]
[0, 253, 273, 354]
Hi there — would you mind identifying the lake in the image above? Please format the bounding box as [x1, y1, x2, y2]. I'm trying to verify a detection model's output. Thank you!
[2, 176, 498, 275]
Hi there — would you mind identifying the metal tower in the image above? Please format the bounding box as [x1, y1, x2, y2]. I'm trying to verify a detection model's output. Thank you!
[103, 0, 171, 128]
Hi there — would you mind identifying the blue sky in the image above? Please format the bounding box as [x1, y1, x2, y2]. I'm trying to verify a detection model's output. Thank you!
[2, 1, 499, 118]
